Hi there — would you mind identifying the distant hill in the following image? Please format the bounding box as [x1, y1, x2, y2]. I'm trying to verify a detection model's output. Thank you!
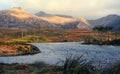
[89, 14, 120, 31]
[35, 11, 73, 18]
[36, 11, 91, 29]
[0, 7, 57, 29]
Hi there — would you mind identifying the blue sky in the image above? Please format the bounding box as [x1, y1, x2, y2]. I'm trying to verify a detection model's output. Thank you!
[0, 0, 120, 19]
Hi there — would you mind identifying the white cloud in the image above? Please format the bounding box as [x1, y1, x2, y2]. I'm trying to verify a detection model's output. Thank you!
[0, 0, 16, 9]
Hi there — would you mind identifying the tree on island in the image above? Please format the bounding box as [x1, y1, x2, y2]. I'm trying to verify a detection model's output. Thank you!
[92, 26, 113, 44]
[93, 26, 113, 32]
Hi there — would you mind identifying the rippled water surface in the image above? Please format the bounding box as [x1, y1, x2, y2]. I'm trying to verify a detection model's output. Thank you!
[0, 42, 120, 68]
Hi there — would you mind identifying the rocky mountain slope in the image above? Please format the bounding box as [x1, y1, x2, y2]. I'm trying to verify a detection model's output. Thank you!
[36, 11, 91, 29]
[0, 7, 57, 29]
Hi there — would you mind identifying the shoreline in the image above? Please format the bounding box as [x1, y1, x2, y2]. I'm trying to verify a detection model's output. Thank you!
[0, 41, 119, 57]
[82, 43, 120, 46]
[83, 39, 120, 46]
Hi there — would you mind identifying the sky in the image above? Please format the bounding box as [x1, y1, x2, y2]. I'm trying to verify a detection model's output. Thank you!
[0, 0, 120, 19]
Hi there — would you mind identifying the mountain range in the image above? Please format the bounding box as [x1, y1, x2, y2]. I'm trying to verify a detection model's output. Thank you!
[0, 7, 57, 29]
[0, 7, 120, 31]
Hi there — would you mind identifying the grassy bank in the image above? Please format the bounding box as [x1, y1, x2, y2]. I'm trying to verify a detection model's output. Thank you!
[0, 43, 40, 56]
[1, 28, 119, 43]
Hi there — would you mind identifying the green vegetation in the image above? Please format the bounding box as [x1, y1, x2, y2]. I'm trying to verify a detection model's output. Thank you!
[8, 35, 50, 44]
[93, 26, 113, 32]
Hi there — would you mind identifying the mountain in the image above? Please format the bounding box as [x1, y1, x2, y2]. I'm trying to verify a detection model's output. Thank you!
[2, 8, 119, 30]
[35, 11, 73, 18]
[89, 14, 120, 31]
[36, 11, 91, 29]
[0, 8, 91, 30]
[0, 7, 57, 29]
[60, 18, 91, 29]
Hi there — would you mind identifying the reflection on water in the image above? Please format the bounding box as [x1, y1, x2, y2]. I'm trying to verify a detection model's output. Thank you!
[0, 42, 120, 69]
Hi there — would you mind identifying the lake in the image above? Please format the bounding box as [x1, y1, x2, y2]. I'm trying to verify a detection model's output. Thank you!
[0, 42, 120, 69]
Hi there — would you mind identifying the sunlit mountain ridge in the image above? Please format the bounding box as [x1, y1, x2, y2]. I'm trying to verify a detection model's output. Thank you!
[0, 7, 120, 31]
[0, 7, 57, 29]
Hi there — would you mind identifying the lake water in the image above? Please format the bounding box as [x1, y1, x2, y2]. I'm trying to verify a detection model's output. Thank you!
[0, 42, 120, 69]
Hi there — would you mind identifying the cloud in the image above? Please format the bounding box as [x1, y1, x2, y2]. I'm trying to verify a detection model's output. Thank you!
[0, 0, 120, 19]
[0, 0, 16, 9]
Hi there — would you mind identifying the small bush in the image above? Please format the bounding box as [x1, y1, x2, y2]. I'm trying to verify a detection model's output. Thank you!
[107, 62, 120, 74]
[31, 61, 48, 68]
[57, 53, 98, 74]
